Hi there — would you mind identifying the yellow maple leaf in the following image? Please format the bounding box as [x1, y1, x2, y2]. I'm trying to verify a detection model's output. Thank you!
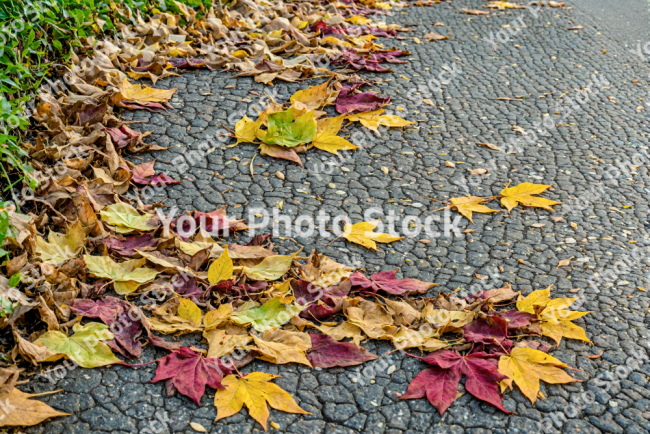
[342, 220, 403, 250]
[312, 116, 359, 155]
[234, 116, 260, 144]
[290, 81, 331, 111]
[214, 372, 310, 430]
[449, 196, 497, 223]
[500, 182, 561, 212]
[516, 286, 592, 344]
[347, 110, 414, 135]
[498, 347, 579, 404]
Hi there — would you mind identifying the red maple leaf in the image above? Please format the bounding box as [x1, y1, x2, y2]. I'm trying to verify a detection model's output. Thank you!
[152, 347, 233, 406]
[400, 350, 511, 415]
[349, 270, 436, 295]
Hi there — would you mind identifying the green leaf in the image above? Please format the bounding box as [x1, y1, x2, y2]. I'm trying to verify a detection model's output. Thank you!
[264, 108, 316, 148]
[8, 273, 20, 287]
[33, 322, 122, 368]
[231, 298, 303, 332]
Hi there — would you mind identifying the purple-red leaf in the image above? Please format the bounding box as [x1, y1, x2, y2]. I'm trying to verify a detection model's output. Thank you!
[152, 347, 233, 406]
[307, 333, 379, 368]
[499, 310, 538, 329]
[404, 350, 511, 415]
[463, 315, 507, 344]
[105, 234, 157, 256]
[400, 366, 461, 416]
[150, 173, 182, 186]
[296, 281, 351, 319]
[70, 297, 142, 358]
[335, 85, 390, 114]
[350, 270, 436, 295]
[174, 277, 206, 303]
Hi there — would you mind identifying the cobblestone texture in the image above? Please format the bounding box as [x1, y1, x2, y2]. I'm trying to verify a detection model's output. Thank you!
[23, 1, 650, 433]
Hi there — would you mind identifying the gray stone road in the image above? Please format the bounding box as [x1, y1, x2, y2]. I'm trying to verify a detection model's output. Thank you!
[25, 1, 650, 433]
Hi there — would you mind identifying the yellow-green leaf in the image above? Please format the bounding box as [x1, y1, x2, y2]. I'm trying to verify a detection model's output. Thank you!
[33, 322, 122, 368]
[100, 201, 158, 233]
[34, 220, 86, 265]
[84, 255, 159, 295]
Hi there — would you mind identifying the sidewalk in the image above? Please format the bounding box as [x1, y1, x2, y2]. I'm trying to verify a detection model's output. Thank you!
[29, 1, 650, 433]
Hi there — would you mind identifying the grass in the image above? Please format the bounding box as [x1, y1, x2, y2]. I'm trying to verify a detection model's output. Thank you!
[0, 0, 212, 258]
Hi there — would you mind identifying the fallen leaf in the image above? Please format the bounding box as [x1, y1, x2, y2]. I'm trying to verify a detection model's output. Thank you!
[500, 183, 561, 212]
[423, 32, 449, 41]
[84, 255, 159, 295]
[0, 388, 69, 427]
[33, 322, 122, 368]
[449, 197, 497, 223]
[342, 220, 403, 250]
[231, 298, 302, 332]
[34, 221, 85, 265]
[479, 143, 502, 151]
[556, 256, 574, 269]
[152, 347, 233, 406]
[498, 347, 579, 404]
[190, 422, 208, 432]
[311, 116, 359, 155]
[214, 372, 310, 430]
[243, 252, 297, 281]
[208, 247, 233, 285]
[307, 333, 379, 368]
[463, 8, 490, 15]
[253, 329, 312, 366]
[290, 81, 331, 111]
[100, 201, 158, 233]
[401, 350, 511, 415]
[263, 108, 316, 148]
[350, 270, 437, 295]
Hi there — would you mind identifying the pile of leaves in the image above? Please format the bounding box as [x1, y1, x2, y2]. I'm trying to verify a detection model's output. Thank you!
[233, 79, 412, 165]
[0, 0, 590, 430]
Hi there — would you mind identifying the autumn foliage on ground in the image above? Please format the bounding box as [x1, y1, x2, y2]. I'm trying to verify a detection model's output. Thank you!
[0, 0, 584, 430]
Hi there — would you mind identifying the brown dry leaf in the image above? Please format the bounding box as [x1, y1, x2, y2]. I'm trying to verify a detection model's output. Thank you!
[468, 168, 488, 175]
[463, 8, 490, 15]
[479, 142, 502, 151]
[423, 32, 449, 41]
[0, 388, 69, 427]
[253, 329, 312, 366]
[204, 329, 253, 359]
[567, 26, 583, 31]
[318, 322, 365, 346]
[345, 300, 394, 340]
[557, 256, 574, 269]
[422, 306, 475, 333]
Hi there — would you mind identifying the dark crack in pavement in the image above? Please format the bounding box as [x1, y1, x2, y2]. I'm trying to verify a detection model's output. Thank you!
[24, 1, 650, 433]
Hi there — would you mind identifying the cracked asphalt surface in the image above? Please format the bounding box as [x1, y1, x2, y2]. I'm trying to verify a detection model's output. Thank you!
[23, 1, 650, 433]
